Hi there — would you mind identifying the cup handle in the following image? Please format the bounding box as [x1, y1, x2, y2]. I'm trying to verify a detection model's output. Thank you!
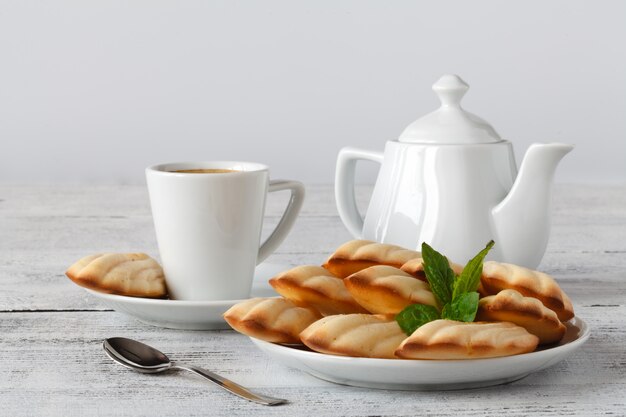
[335, 147, 384, 238]
[257, 180, 305, 264]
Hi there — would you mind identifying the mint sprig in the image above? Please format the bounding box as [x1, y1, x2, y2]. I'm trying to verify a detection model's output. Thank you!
[395, 240, 494, 335]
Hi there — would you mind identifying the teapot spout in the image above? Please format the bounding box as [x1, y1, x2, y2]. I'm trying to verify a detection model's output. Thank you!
[491, 143, 573, 268]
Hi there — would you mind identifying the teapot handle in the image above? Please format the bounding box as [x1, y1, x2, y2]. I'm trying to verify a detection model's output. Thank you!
[335, 147, 384, 238]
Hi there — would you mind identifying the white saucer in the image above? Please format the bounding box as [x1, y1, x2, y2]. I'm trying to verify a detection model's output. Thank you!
[84, 263, 288, 330]
[251, 317, 590, 390]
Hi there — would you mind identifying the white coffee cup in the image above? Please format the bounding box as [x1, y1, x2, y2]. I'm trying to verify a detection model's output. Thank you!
[146, 161, 305, 301]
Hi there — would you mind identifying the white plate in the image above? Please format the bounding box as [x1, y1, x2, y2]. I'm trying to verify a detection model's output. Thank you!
[251, 317, 590, 390]
[84, 263, 288, 330]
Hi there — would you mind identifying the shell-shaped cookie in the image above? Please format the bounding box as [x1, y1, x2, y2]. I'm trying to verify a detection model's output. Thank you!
[269, 265, 368, 316]
[477, 289, 566, 345]
[344, 265, 437, 314]
[300, 314, 407, 359]
[400, 258, 464, 281]
[223, 297, 321, 344]
[66, 253, 167, 298]
[395, 319, 539, 360]
[480, 261, 574, 321]
[323, 240, 422, 278]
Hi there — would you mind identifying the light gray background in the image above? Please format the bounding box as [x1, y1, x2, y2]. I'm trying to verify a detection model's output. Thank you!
[1, 0, 624, 184]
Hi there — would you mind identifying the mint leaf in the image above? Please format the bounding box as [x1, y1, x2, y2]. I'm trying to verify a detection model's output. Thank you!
[441, 292, 480, 322]
[421, 242, 455, 308]
[452, 240, 495, 299]
[395, 304, 441, 335]
[408, 241, 494, 329]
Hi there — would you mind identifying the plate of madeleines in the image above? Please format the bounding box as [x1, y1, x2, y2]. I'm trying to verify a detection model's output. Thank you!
[64, 239, 589, 390]
[223, 240, 589, 390]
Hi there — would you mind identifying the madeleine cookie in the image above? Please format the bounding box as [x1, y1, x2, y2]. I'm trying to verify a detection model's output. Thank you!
[269, 265, 368, 316]
[344, 265, 437, 314]
[300, 314, 407, 359]
[480, 261, 574, 321]
[400, 258, 464, 281]
[66, 253, 167, 298]
[223, 297, 321, 344]
[395, 320, 539, 360]
[323, 240, 422, 278]
[477, 289, 566, 344]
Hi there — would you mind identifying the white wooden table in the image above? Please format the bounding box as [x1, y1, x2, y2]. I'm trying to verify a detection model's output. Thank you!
[1, 184, 625, 416]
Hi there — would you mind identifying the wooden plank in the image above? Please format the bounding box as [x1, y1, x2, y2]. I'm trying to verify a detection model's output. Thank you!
[1, 183, 625, 216]
[0, 309, 624, 417]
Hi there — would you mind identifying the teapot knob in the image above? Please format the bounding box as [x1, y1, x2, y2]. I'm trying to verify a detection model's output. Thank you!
[432, 74, 469, 107]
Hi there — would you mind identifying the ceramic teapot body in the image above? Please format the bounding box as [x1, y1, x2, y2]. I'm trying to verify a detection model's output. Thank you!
[335, 75, 572, 268]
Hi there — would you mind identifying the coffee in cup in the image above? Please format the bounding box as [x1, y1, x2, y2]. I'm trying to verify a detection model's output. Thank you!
[146, 161, 305, 301]
[169, 168, 239, 174]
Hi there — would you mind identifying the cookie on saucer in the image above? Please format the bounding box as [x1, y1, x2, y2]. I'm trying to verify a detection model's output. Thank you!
[66, 253, 167, 298]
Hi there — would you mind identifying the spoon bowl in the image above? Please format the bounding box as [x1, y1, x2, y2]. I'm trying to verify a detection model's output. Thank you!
[104, 338, 172, 373]
[103, 337, 287, 406]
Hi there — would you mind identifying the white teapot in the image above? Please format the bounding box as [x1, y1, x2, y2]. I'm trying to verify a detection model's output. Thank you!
[335, 74, 572, 268]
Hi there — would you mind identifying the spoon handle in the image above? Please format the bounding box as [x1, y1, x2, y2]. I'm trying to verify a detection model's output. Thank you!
[172, 365, 287, 406]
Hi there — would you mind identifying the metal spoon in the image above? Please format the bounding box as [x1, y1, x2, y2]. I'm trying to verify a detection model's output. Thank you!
[103, 337, 287, 406]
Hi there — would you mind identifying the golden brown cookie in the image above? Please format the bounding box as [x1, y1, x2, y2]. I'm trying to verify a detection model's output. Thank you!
[323, 240, 421, 278]
[400, 257, 464, 281]
[395, 319, 539, 359]
[300, 314, 407, 359]
[269, 265, 368, 316]
[66, 253, 167, 298]
[480, 261, 574, 321]
[223, 297, 321, 344]
[344, 265, 437, 314]
[477, 289, 566, 345]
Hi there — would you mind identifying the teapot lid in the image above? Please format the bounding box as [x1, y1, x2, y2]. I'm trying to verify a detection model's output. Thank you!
[398, 74, 501, 144]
